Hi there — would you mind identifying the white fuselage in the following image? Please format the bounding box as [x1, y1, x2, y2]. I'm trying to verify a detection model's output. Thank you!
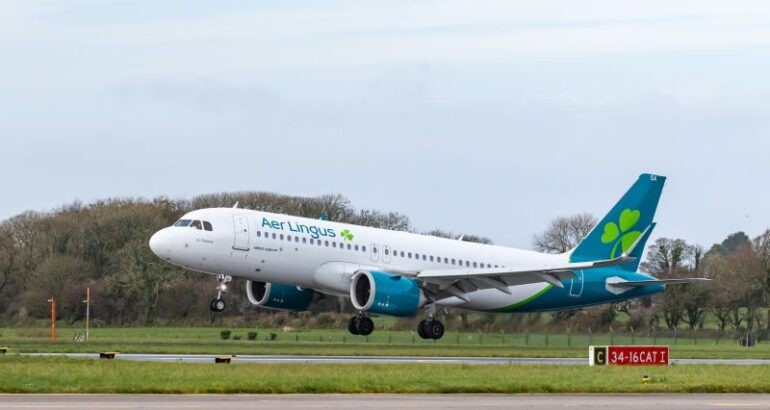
[149, 207, 574, 311]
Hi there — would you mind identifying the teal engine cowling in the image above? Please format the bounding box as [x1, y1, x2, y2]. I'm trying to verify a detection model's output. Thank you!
[245, 280, 315, 311]
[349, 271, 426, 317]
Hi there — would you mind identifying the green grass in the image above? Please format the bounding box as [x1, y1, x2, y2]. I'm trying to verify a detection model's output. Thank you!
[0, 326, 766, 359]
[1, 355, 769, 393]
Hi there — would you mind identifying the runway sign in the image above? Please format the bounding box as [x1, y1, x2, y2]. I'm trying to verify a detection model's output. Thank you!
[589, 345, 669, 366]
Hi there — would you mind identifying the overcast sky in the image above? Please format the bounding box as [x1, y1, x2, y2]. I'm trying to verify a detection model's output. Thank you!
[1, 0, 769, 249]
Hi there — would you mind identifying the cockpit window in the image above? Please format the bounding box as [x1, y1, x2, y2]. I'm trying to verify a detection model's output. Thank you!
[174, 219, 192, 227]
[203, 221, 213, 231]
[190, 220, 202, 230]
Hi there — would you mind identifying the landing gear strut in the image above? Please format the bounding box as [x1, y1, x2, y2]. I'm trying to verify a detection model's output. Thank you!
[417, 304, 444, 340]
[210, 274, 232, 313]
[347, 312, 374, 336]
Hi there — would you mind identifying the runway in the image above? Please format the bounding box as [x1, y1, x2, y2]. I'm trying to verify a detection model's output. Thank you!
[0, 394, 769, 410]
[20, 352, 770, 365]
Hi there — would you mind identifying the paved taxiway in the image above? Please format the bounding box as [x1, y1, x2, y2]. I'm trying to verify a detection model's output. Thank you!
[21, 352, 770, 365]
[1, 394, 769, 410]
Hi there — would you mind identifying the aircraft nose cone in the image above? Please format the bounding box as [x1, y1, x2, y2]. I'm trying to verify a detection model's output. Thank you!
[149, 229, 168, 257]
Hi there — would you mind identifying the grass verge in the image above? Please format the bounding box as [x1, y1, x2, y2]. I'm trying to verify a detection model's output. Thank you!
[1, 327, 767, 359]
[1, 356, 770, 393]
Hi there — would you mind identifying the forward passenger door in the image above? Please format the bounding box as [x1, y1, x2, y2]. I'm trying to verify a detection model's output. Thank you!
[232, 213, 250, 251]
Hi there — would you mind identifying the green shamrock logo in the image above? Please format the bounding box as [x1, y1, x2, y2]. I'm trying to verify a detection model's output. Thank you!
[600, 209, 642, 258]
[340, 229, 354, 241]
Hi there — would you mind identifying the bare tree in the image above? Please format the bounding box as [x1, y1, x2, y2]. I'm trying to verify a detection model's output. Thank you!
[425, 229, 493, 245]
[532, 213, 597, 254]
[642, 238, 694, 277]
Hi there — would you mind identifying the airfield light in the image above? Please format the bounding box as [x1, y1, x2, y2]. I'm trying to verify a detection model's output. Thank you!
[642, 374, 650, 385]
[46, 298, 56, 343]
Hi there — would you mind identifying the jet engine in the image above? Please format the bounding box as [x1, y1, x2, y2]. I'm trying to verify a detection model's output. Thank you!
[245, 280, 315, 311]
[350, 270, 426, 317]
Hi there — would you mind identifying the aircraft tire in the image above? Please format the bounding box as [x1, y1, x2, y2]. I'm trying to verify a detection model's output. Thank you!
[210, 298, 225, 312]
[347, 317, 360, 335]
[427, 320, 444, 340]
[357, 317, 374, 336]
[417, 320, 430, 339]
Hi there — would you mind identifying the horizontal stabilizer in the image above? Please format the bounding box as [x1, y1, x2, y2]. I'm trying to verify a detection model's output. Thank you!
[611, 278, 712, 287]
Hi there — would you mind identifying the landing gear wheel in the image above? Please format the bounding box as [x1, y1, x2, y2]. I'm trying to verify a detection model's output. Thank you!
[417, 320, 430, 339]
[210, 298, 225, 312]
[427, 320, 445, 340]
[347, 317, 360, 335]
[357, 317, 374, 336]
[210, 274, 232, 313]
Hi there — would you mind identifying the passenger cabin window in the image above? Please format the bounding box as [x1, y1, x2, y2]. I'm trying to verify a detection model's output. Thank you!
[203, 221, 213, 231]
[174, 219, 191, 227]
[190, 220, 202, 230]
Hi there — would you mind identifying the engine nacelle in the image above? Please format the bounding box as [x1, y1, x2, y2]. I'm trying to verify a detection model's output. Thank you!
[350, 271, 426, 317]
[245, 280, 315, 311]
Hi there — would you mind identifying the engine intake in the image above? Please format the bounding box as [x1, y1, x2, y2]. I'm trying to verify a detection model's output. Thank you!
[350, 271, 425, 317]
[246, 280, 315, 311]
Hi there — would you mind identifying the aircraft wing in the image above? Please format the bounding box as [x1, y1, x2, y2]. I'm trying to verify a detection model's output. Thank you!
[416, 254, 636, 301]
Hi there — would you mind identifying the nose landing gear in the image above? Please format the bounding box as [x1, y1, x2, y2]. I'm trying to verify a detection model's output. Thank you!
[347, 312, 374, 336]
[210, 274, 232, 313]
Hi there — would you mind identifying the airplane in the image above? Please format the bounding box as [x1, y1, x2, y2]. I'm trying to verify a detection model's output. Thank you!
[149, 173, 708, 339]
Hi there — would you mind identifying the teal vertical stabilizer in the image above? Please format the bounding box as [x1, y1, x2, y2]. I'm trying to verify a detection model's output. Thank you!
[569, 173, 666, 271]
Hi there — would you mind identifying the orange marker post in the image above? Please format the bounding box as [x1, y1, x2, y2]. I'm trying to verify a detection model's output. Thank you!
[47, 298, 56, 342]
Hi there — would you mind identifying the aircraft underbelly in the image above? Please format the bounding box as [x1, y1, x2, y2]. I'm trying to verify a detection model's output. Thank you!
[454, 283, 552, 311]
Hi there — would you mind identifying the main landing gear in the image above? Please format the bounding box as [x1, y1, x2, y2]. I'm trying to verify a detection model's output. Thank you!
[347, 312, 374, 336]
[417, 304, 445, 340]
[210, 274, 232, 313]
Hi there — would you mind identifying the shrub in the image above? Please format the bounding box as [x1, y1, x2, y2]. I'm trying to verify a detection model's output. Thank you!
[247, 332, 258, 340]
[220, 330, 231, 340]
[233, 335, 241, 340]
[269, 332, 277, 341]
